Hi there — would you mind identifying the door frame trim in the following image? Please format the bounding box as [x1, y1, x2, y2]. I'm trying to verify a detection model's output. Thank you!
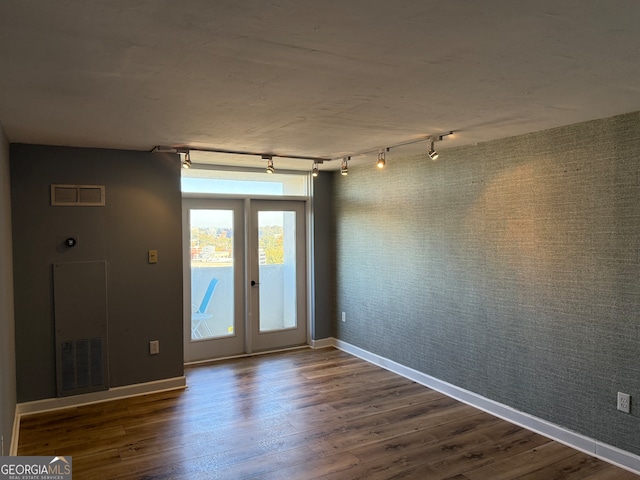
[182, 194, 313, 362]
[248, 199, 307, 352]
[182, 199, 246, 362]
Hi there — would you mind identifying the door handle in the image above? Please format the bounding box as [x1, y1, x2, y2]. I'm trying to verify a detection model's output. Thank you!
[251, 280, 259, 286]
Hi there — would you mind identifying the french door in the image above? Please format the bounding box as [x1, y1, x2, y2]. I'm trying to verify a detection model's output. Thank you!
[183, 198, 307, 362]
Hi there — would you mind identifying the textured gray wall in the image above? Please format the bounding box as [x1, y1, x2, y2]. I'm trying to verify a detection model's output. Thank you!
[0, 122, 16, 453]
[11, 144, 183, 402]
[335, 111, 640, 456]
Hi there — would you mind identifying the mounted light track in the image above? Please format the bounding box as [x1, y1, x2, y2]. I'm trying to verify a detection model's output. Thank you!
[152, 130, 454, 172]
[324, 131, 454, 169]
[152, 145, 328, 163]
[151, 145, 178, 153]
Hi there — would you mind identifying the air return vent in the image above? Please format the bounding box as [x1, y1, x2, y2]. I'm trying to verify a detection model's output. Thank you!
[51, 184, 105, 206]
[60, 338, 105, 391]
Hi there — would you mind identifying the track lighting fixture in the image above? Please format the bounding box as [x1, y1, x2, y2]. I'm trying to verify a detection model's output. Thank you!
[182, 151, 191, 169]
[428, 140, 439, 160]
[262, 155, 275, 174]
[341, 157, 349, 176]
[157, 130, 455, 173]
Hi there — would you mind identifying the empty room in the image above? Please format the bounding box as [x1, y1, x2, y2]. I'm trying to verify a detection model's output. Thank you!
[1, 1, 639, 478]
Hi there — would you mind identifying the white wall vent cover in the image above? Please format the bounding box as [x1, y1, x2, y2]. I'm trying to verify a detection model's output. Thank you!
[51, 184, 105, 206]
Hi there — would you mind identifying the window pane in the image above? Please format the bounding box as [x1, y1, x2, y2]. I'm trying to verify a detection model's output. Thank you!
[190, 209, 235, 340]
[258, 211, 297, 332]
[182, 168, 307, 196]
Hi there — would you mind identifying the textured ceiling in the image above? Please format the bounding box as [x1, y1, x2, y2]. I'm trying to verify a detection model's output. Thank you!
[1, 1, 640, 170]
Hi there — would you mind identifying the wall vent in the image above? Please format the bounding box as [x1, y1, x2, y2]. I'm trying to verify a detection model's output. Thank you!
[51, 184, 105, 206]
[60, 338, 105, 392]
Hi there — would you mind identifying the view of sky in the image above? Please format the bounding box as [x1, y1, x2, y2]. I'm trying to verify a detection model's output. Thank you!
[190, 209, 286, 229]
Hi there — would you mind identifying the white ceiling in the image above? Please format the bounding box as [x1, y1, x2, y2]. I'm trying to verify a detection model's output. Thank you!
[2, 1, 640, 171]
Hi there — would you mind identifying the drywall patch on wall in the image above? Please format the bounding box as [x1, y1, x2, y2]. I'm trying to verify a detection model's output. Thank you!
[334, 111, 640, 456]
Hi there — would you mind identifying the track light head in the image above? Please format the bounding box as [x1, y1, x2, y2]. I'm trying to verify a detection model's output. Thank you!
[341, 157, 349, 176]
[377, 150, 386, 169]
[182, 151, 192, 169]
[428, 140, 439, 160]
[262, 155, 274, 174]
[312, 162, 319, 177]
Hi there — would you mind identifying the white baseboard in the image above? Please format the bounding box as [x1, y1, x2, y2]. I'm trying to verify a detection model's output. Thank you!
[10, 376, 186, 456]
[310, 337, 334, 349]
[330, 338, 640, 476]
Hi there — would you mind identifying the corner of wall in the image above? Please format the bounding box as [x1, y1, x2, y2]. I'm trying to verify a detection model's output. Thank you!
[0, 120, 18, 455]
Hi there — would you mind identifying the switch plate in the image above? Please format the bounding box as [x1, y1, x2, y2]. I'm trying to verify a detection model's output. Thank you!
[149, 340, 159, 355]
[148, 250, 158, 264]
[341, 312, 346, 322]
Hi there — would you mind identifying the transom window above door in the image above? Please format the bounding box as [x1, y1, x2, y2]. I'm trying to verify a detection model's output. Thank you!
[181, 167, 309, 196]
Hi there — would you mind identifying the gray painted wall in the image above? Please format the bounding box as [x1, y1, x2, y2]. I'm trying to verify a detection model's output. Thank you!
[11, 144, 183, 402]
[0, 122, 16, 454]
[334, 111, 640, 456]
[312, 174, 335, 340]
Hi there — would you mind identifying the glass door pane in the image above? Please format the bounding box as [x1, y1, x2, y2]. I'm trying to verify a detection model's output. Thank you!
[183, 198, 305, 361]
[250, 200, 306, 352]
[190, 209, 235, 340]
[258, 210, 297, 332]
[183, 199, 244, 363]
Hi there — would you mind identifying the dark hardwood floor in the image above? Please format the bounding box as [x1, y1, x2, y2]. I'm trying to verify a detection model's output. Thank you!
[18, 347, 639, 479]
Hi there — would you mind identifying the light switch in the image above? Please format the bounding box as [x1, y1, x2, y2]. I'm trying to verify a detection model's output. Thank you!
[148, 249, 158, 264]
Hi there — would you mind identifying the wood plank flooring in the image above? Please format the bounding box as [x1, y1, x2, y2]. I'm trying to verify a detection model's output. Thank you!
[18, 347, 639, 479]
